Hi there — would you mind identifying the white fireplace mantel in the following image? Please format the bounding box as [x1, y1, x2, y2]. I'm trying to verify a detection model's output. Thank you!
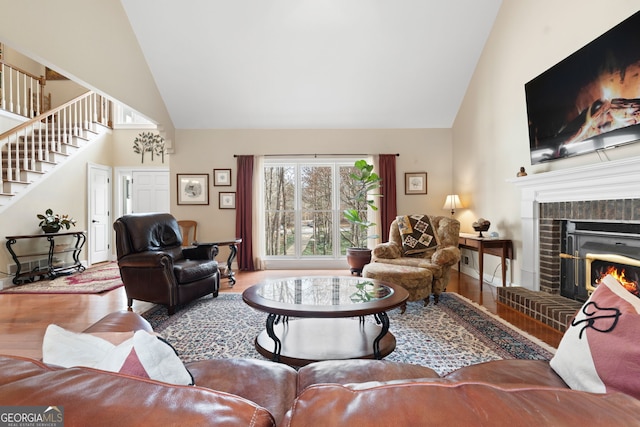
[507, 156, 640, 291]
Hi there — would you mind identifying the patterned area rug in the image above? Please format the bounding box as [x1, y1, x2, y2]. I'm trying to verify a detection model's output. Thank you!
[143, 292, 555, 375]
[1, 262, 123, 294]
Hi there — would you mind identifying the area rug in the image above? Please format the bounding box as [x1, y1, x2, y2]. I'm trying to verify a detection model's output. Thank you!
[143, 292, 555, 375]
[0, 262, 123, 294]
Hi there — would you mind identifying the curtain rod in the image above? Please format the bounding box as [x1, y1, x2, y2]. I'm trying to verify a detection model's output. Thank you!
[233, 153, 399, 158]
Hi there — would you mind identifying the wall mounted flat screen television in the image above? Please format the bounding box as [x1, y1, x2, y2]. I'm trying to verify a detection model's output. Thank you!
[525, 11, 640, 165]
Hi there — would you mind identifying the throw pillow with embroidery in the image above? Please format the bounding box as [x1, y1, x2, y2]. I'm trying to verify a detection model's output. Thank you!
[549, 274, 640, 399]
[396, 215, 440, 255]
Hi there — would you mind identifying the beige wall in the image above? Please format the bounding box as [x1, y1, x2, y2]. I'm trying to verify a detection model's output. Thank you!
[0, 133, 114, 279]
[0, 0, 175, 142]
[5, 0, 639, 284]
[170, 128, 453, 261]
[113, 129, 170, 167]
[452, 0, 640, 286]
[0, 128, 171, 284]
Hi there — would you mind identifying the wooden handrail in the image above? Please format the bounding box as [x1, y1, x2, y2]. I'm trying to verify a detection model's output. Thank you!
[0, 91, 93, 140]
[0, 59, 46, 85]
[1, 91, 113, 190]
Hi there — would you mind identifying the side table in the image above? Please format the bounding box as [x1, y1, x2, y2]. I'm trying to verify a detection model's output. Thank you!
[458, 234, 513, 291]
[206, 238, 242, 286]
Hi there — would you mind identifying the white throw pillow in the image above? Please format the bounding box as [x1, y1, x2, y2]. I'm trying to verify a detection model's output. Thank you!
[42, 324, 193, 386]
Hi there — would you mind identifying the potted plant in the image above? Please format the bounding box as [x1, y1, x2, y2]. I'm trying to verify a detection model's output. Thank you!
[342, 160, 382, 275]
[37, 209, 77, 233]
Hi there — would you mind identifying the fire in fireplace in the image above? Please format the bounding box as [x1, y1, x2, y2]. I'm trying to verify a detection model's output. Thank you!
[587, 254, 640, 298]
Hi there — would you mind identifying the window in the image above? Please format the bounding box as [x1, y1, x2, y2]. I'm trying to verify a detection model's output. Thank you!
[262, 157, 366, 264]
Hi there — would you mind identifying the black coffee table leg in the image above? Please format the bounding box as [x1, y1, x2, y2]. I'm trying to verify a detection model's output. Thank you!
[373, 312, 390, 359]
[265, 313, 282, 362]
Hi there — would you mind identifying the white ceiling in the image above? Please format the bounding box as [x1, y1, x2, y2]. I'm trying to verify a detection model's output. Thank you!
[120, 0, 502, 129]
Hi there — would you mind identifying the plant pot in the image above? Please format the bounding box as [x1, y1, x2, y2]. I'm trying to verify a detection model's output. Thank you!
[42, 224, 61, 234]
[346, 247, 372, 276]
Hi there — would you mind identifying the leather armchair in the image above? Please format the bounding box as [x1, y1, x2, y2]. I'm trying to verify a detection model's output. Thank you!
[113, 213, 220, 314]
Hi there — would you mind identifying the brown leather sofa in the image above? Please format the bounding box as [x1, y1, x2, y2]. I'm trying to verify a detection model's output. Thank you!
[2, 312, 638, 426]
[0, 311, 297, 427]
[113, 213, 220, 314]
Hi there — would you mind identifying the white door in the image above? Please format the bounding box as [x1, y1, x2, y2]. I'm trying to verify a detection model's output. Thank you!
[132, 170, 170, 213]
[88, 164, 112, 265]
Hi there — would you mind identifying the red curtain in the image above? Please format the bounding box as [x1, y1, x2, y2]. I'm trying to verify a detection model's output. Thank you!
[235, 155, 255, 270]
[378, 154, 397, 242]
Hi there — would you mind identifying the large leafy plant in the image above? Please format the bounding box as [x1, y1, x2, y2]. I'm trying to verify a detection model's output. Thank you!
[342, 160, 382, 248]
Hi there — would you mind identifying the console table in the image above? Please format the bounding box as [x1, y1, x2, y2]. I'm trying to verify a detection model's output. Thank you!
[6, 231, 86, 285]
[458, 234, 513, 291]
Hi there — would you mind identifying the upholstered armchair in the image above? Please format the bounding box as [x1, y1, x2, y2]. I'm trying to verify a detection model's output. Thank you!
[365, 215, 460, 304]
[113, 213, 220, 314]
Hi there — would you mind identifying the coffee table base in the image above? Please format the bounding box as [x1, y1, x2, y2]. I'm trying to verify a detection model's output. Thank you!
[255, 318, 396, 367]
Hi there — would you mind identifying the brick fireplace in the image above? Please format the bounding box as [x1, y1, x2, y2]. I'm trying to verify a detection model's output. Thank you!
[503, 156, 640, 331]
[510, 156, 640, 292]
[539, 200, 640, 298]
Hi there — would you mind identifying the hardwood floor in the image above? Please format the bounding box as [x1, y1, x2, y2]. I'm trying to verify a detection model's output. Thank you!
[0, 268, 562, 360]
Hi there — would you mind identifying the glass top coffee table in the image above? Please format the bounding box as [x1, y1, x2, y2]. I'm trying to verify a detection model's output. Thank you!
[242, 276, 409, 366]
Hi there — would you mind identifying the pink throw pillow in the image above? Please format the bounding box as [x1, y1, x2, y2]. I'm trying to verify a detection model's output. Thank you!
[550, 274, 640, 399]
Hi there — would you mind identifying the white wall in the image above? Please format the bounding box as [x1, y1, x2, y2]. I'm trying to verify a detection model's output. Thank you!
[452, 0, 640, 287]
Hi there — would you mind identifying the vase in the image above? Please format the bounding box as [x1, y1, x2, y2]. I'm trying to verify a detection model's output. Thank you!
[346, 247, 372, 276]
[42, 224, 61, 234]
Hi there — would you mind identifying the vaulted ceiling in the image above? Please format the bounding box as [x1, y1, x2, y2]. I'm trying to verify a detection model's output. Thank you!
[120, 0, 502, 129]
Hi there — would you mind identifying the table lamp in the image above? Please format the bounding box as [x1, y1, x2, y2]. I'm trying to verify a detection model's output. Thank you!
[442, 194, 463, 216]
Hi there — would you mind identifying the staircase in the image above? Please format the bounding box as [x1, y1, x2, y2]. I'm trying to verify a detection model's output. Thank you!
[0, 91, 113, 209]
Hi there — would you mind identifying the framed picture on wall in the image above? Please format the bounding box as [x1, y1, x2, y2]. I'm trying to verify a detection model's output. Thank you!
[405, 172, 427, 195]
[219, 192, 236, 209]
[213, 169, 232, 186]
[177, 174, 209, 205]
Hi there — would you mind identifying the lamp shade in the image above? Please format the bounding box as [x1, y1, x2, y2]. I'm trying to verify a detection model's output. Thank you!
[442, 194, 463, 215]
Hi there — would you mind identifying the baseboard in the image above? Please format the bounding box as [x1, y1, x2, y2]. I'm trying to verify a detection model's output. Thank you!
[0, 277, 12, 290]
[458, 264, 509, 287]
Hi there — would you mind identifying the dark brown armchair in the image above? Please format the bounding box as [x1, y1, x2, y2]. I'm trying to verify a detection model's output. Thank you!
[113, 213, 220, 315]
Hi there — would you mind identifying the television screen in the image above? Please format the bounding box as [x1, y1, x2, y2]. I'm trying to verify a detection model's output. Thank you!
[525, 11, 640, 165]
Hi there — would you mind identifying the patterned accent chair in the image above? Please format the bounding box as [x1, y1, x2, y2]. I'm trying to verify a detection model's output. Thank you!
[363, 215, 460, 307]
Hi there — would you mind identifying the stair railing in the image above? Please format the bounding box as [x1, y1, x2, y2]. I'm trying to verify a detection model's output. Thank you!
[0, 91, 113, 188]
[0, 59, 47, 117]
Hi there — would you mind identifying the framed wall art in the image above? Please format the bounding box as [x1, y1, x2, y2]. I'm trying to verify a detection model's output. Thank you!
[405, 172, 427, 195]
[177, 174, 209, 205]
[213, 168, 232, 186]
[219, 192, 236, 209]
